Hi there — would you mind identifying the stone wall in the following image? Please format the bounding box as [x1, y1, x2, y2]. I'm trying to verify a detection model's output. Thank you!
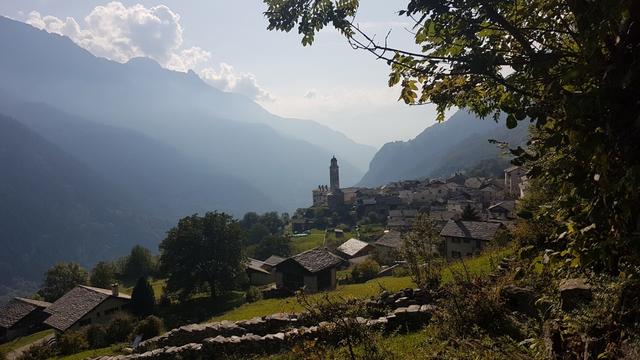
[94, 287, 436, 360]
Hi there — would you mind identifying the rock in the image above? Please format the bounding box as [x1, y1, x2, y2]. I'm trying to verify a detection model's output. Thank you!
[500, 285, 537, 315]
[518, 245, 536, 259]
[559, 278, 592, 311]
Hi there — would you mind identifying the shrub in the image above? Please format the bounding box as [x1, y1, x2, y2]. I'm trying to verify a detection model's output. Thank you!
[106, 312, 135, 343]
[133, 315, 164, 340]
[351, 259, 381, 283]
[86, 324, 109, 348]
[56, 330, 89, 355]
[245, 286, 263, 303]
[16, 343, 56, 360]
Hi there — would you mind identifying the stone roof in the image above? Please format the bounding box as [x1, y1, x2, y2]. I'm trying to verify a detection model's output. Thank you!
[374, 230, 403, 249]
[280, 248, 345, 274]
[44, 285, 130, 331]
[336, 238, 371, 257]
[505, 165, 521, 173]
[246, 258, 271, 275]
[0, 297, 51, 329]
[263, 255, 286, 267]
[440, 220, 502, 241]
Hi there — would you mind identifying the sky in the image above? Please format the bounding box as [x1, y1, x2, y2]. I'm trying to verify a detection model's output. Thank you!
[0, 1, 446, 147]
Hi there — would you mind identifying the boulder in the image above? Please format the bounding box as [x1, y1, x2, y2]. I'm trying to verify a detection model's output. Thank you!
[559, 278, 592, 311]
[500, 285, 537, 315]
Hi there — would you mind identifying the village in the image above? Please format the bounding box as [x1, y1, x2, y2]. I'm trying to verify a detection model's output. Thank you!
[0, 156, 529, 359]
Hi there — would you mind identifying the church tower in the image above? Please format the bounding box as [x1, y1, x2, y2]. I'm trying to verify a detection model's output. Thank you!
[330, 156, 340, 191]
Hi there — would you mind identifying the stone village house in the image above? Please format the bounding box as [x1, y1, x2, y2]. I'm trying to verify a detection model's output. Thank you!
[440, 220, 504, 259]
[0, 297, 51, 343]
[44, 285, 131, 332]
[274, 248, 344, 293]
[373, 230, 404, 265]
[335, 238, 374, 259]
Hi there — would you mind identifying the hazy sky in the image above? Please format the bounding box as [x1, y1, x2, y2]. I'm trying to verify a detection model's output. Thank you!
[0, 1, 446, 147]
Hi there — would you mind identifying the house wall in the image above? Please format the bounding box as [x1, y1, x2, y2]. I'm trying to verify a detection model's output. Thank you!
[374, 245, 399, 265]
[67, 297, 130, 331]
[248, 270, 274, 286]
[443, 236, 485, 259]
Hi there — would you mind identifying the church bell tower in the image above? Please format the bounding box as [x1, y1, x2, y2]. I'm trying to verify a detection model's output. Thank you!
[330, 156, 340, 191]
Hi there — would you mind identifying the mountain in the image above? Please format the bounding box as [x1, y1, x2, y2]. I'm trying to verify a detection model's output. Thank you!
[0, 17, 373, 209]
[358, 110, 530, 187]
[0, 113, 165, 297]
[0, 93, 278, 218]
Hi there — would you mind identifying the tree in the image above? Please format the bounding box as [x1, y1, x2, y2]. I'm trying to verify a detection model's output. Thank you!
[38, 262, 89, 302]
[263, 1, 640, 273]
[254, 234, 292, 260]
[259, 211, 284, 234]
[159, 212, 246, 299]
[90, 261, 117, 289]
[461, 204, 481, 221]
[122, 245, 156, 283]
[247, 223, 270, 245]
[402, 214, 442, 289]
[241, 212, 260, 229]
[131, 277, 155, 317]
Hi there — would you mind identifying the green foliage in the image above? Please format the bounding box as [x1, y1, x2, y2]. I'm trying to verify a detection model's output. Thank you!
[57, 330, 89, 356]
[105, 313, 135, 344]
[38, 262, 89, 302]
[131, 277, 156, 317]
[90, 261, 117, 289]
[402, 214, 442, 289]
[85, 325, 109, 349]
[254, 234, 292, 259]
[15, 342, 56, 360]
[133, 315, 164, 340]
[460, 204, 481, 221]
[263, 0, 640, 274]
[159, 212, 246, 299]
[350, 259, 381, 283]
[245, 286, 263, 303]
[247, 223, 270, 245]
[122, 245, 156, 283]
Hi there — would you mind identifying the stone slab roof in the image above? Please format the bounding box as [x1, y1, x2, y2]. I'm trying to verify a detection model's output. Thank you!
[263, 255, 286, 267]
[281, 248, 344, 274]
[44, 285, 130, 331]
[0, 297, 51, 329]
[246, 258, 271, 275]
[440, 220, 502, 241]
[336, 238, 371, 257]
[374, 230, 403, 249]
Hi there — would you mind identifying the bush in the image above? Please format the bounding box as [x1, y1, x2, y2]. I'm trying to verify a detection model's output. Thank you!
[351, 259, 381, 283]
[133, 315, 164, 340]
[57, 330, 89, 355]
[245, 286, 263, 303]
[86, 324, 109, 348]
[106, 312, 135, 343]
[16, 343, 56, 360]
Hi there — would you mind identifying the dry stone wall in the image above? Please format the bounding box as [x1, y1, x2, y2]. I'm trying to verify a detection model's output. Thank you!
[94, 288, 435, 360]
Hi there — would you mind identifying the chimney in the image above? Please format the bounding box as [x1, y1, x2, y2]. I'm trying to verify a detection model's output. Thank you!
[111, 283, 119, 297]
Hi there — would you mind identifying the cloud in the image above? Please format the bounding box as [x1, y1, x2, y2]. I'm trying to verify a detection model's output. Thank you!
[304, 90, 317, 99]
[200, 63, 275, 102]
[24, 2, 273, 101]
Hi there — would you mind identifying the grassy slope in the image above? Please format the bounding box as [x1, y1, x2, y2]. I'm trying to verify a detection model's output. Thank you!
[51, 345, 123, 360]
[212, 247, 513, 322]
[0, 329, 53, 354]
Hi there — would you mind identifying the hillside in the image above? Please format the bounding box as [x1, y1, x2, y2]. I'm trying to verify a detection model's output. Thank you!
[0, 95, 278, 218]
[0, 16, 374, 210]
[0, 113, 165, 299]
[358, 110, 530, 187]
